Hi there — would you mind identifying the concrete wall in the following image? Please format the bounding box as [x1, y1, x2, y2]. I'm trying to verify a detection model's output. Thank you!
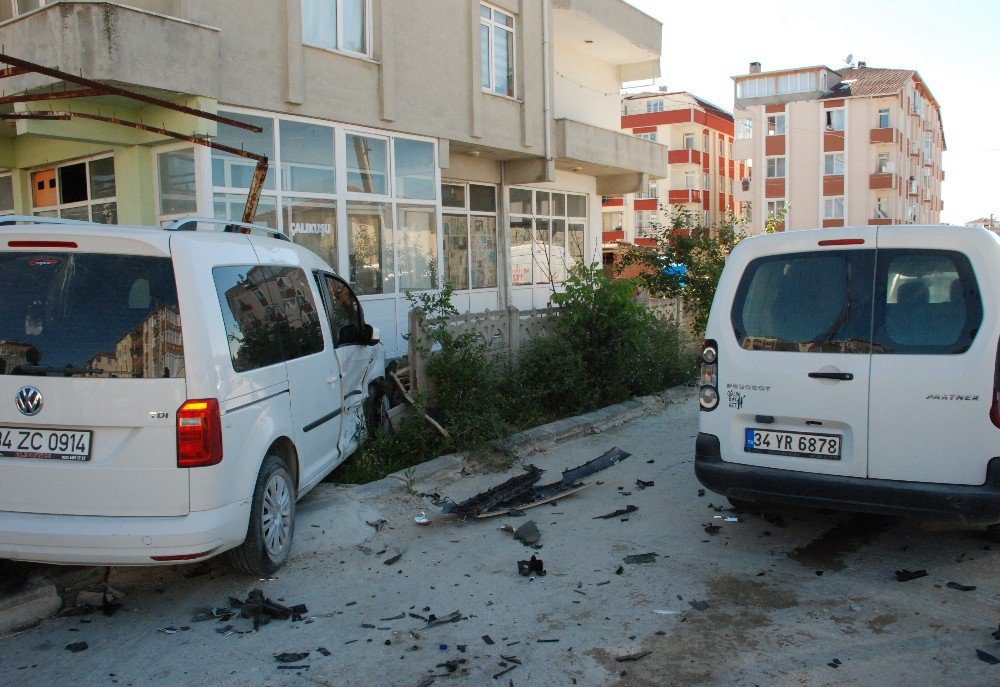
[552, 40, 619, 129]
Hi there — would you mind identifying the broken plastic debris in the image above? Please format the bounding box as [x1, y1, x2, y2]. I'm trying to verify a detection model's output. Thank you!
[425, 611, 464, 628]
[723, 516, 742, 523]
[274, 652, 310, 663]
[65, 641, 88, 653]
[688, 600, 709, 611]
[517, 555, 546, 577]
[945, 581, 976, 591]
[635, 479, 654, 489]
[704, 524, 721, 535]
[383, 551, 403, 566]
[978, 649, 1000, 665]
[652, 609, 679, 615]
[828, 658, 842, 669]
[616, 650, 652, 662]
[157, 626, 179, 634]
[623, 553, 658, 564]
[594, 505, 638, 520]
[366, 519, 387, 532]
[894, 569, 928, 582]
[415, 512, 432, 526]
[513, 520, 541, 545]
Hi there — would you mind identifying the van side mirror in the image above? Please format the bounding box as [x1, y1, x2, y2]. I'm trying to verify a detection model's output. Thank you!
[364, 324, 381, 346]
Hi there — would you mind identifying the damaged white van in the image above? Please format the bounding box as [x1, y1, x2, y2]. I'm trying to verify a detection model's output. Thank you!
[696, 225, 1000, 534]
[0, 217, 386, 573]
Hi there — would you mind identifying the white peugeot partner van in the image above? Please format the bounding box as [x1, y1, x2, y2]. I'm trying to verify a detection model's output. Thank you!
[696, 225, 1000, 533]
[0, 217, 387, 573]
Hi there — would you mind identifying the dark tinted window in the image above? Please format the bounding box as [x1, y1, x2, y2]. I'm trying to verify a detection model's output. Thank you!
[874, 250, 981, 354]
[731, 250, 875, 353]
[0, 252, 184, 378]
[214, 265, 324, 373]
[318, 273, 364, 347]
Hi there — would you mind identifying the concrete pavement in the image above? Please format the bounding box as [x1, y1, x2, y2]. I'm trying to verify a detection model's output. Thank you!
[2, 388, 1000, 686]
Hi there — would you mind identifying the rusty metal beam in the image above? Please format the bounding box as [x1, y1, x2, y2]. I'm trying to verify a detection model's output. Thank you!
[0, 67, 30, 79]
[0, 89, 101, 104]
[0, 112, 71, 120]
[49, 110, 268, 224]
[0, 53, 260, 133]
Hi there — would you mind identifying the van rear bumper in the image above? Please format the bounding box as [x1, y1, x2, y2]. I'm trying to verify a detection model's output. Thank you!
[695, 433, 1000, 526]
[0, 500, 250, 566]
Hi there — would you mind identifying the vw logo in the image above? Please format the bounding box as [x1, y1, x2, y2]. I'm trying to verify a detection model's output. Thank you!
[15, 386, 43, 416]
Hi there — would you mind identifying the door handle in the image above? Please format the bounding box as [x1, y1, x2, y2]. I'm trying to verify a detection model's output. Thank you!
[808, 372, 854, 381]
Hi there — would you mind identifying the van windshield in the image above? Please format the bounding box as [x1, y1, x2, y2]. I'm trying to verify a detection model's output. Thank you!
[0, 252, 184, 378]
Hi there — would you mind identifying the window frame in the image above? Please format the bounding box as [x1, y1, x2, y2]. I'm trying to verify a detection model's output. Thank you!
[824, 196, 845, 220]
[824, 152, 846, 176]
[682, 133, 695, 150]
[301, 0, 373, 60]
[29, 154, 118, 224]
[878, 107, 890, 129]
[765, 156, 786, 179]
[481, 2, 516, 99]
[440, 181, 499, 292]
[315, 271, 366, 347]
[766, 114, 786, 136]
[508, 187, 587, 287]
[646, 99, 664, 113]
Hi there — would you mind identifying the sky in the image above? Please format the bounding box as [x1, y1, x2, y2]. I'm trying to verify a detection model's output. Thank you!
[625, 0, 999, 225]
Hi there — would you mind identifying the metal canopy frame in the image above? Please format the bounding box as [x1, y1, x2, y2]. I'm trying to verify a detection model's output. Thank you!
[0, 53, 269, 223]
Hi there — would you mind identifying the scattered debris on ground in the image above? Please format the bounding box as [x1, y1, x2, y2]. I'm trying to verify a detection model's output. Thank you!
[977, 649, 1000, 665]
[895, 569, 928, 582]
[224, 588, 308, 630]
[623, 553, 658, 564]
[513, 520, 541, 545]
[945, 581, 976, 591]
[517, 555, 546, 577]
[274, 652, 310, 663]
[688, 600, 709, 611]
[65, 641, 88, 653]
[616, 650, 652, 662]
[594, 505, 638, 520]
[435, 448, 631, 518]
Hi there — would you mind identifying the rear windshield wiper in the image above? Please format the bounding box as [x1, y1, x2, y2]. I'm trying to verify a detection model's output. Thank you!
[9, 365, 140, 378]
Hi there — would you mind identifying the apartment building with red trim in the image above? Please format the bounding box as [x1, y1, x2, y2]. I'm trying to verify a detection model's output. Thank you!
[731, 61, 945, 233]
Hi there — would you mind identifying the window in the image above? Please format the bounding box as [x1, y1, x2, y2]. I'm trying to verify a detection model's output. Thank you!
[347, 202, 391, 294]
[394, 138, 435, 200]
[157, 149, 197, 218]
[443, 184, 498, 291]
[509, 188, 586, 286]
[646, 99, 664, 113]
[824, 152, 845, 175]
[635, 132, 657, 142]
[923, 132, 932, 160]
[214, 265, 324, 372]
[736, 119, 752, 139]
[703, 133, 710, 153]
[876, 153, 892, 174]
[0, 252, 185, 378]
[703, 172, 710, 191]
[731, 250, 875, 353]
[301, 0, 369, 56]
[825, 109, 845, 132]
[766, 114, 786, 136]
[31, 156, 117, 224]
[682, 133, 695, 150]
[878, 108, 890, 129]
[876, 250, 982, 353]
[318, 273, 364, 347]
[824, 196, 845, 220]
[396, 206, 437, 291]
[684, 171, 697, 189]
[765, 157, 786, 179]
[481, 3, 515, 97]
[766, 200, 786, 218]
[0, 174, 14, 214]
[875, 197, 889, 219]
[346, 133, 387, 195]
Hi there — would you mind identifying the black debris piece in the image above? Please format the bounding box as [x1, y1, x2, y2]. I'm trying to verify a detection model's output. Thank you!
[381, 613, 406, 621]
[514, 521, 541, 545]
[500, 655, 522, 665]
[697, 489, 705, 497]
[688, 600, 709, 612]
[895, 569, 928, 582]
[482, 635, 496, 645]
[436, 658, 467, 673]
[317, 647, 331, 657]
[616, 651, 652, 662]
[366, 519, 387, 532]
[274, 652, 310, 663]
[978, 649, 1000, 665]
[635, 480, 654, 490]
[228, 589, 308, 628]
[409, 612, 428, 621]
[65, 642, 88, 653]
[991, 624, 1000, 641]
[704, 524, 721, 536]
[537, 638, 560, 643]
[623, 553, 658, 565]
[828, 658, 842, 669]
[594, 505, 638, 520]
[425, 611, 464, 628]
[493, 664, 518, 680]
[646, 459, 654, 464]
[457, 645, 467, 653]
[615, 565, 624, 575]
[384, 552, 403, 566]
[276, 665, 310, 670]
[416, 678, 436, 687]
[517, 555, 546, 577]
[946, 581, 976, 592]
[436, 448, 632, 517]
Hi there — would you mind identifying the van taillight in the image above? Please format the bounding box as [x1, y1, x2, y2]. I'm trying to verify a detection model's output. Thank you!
[176, 399, 223, 468]
[700, 339, 719, 411]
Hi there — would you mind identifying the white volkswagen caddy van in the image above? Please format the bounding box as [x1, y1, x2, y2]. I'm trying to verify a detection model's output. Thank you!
[696, 225, 1000, 532]
[0, 217, 386, 573]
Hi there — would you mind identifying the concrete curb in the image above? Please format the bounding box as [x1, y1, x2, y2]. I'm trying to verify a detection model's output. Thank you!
[0, 385, 694, 634]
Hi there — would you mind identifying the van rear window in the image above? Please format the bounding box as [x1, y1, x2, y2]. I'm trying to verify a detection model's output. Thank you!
[731, 250, 875, 353]
[0, 252, 184, 378]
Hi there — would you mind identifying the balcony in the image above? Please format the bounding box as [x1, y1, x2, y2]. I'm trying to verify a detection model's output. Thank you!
[869, 173, 899, 190]
[870, 128, 899, 144]
[667, 189, 702, 204]
[633, 198, 658, 211]
[553, 118, 670, 194]
[602, 197, 625, 207]
[667, 148, 703, 165]
[552, 0, 661, 82]
[602, 230, 625, 244]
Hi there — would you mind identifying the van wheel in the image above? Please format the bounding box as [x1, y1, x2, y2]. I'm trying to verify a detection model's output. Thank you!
[365, 380, 393, 437]
[228, 455, 295, 575]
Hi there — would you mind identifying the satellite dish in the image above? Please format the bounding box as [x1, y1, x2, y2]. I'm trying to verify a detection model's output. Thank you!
[845, 53, 854, 66]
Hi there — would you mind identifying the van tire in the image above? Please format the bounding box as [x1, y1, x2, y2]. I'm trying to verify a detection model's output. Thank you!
[228, 455, 296, 575]
[365, 379, 393, 437]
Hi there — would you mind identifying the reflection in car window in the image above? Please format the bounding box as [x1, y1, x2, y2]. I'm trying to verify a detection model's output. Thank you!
[214, 265, 324, 372]
[320, 274, 363, 347]
[731, 250, 875, 353]
[0, 252, 184, 378]
[875, 250, 981, 354]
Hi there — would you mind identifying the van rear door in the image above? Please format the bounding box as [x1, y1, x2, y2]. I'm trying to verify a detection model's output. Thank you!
[0, 235, 188, 516]
[867, 227, 994, 484]
[715, 231, 875, 478]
